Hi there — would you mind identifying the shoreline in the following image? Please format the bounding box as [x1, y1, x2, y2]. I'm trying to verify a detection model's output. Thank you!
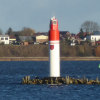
[0, 57, 100, 61]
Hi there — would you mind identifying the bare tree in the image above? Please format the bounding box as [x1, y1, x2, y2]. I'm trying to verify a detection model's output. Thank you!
[81, 21, 100, 33]
[19, 27, 35, 36]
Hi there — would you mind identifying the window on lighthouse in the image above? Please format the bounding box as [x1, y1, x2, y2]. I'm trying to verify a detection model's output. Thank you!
[53, 20, 57, 25]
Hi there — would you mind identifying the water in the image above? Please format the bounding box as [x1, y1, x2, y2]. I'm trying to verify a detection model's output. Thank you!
[0, 61, 100, 100]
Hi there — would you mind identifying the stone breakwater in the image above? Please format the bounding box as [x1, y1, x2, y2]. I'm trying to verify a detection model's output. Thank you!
[22, 76, 100, 85]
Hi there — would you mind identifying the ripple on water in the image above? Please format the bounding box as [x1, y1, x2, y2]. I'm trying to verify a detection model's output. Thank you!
[0, 61, 100, 100]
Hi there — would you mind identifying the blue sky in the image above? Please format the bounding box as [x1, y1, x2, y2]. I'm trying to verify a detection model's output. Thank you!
[0, 0, 100, 33]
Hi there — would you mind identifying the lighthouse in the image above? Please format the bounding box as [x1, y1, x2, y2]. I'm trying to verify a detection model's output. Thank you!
[49, 16, 60, 77]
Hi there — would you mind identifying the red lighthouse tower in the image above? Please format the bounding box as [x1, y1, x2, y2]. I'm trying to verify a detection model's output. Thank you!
[49, 16, 60, 77]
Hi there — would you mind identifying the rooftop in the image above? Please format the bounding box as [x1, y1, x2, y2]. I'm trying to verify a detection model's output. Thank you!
[0, 35, 9, 37]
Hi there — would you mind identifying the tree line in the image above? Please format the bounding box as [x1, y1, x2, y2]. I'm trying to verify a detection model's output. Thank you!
[0, 27, 35, 36]
[0, 20, 100, 39]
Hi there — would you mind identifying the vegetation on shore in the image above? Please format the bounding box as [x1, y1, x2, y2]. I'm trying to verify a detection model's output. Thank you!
[0, 42, 100, 57]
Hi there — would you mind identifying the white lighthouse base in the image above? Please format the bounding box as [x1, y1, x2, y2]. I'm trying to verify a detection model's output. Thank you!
[49, 41, 60, 77]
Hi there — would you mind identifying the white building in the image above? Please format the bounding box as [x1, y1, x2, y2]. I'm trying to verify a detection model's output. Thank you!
[36, 35, 48, 43]
[9, 35, 16, 44]
[86, 35, 100, 42]
[0, 35, 9, 44]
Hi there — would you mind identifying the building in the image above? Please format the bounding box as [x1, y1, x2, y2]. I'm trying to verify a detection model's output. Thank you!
[35, 35, 48, 43]
[21, 42, 29, 46]
[86, 31, 100, 42]
[60, 31, 70, 40]
[86, 35, 100, 42]
[9, 35, 16, 44]
[60, 31, 70, 36]
[0, 35, 9, 44]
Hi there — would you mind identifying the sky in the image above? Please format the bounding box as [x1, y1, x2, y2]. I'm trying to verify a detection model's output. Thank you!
[0, 0, 100, 34]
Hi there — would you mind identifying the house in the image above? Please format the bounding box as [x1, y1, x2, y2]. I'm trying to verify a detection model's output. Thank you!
[21, 42, 29, 46]
[32, 32, 48, 43]
[86, 35, 100, 42]
[60, 31, 70, 36]
[35, 35, 48, 43]
[60, 31, 70, 40]
[0, 35, 9, 44]
[9, 35, 16, 44]
[86, 31, 100, 42]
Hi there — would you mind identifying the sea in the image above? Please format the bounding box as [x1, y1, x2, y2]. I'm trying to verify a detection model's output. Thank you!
[0, 61, 100, 100]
